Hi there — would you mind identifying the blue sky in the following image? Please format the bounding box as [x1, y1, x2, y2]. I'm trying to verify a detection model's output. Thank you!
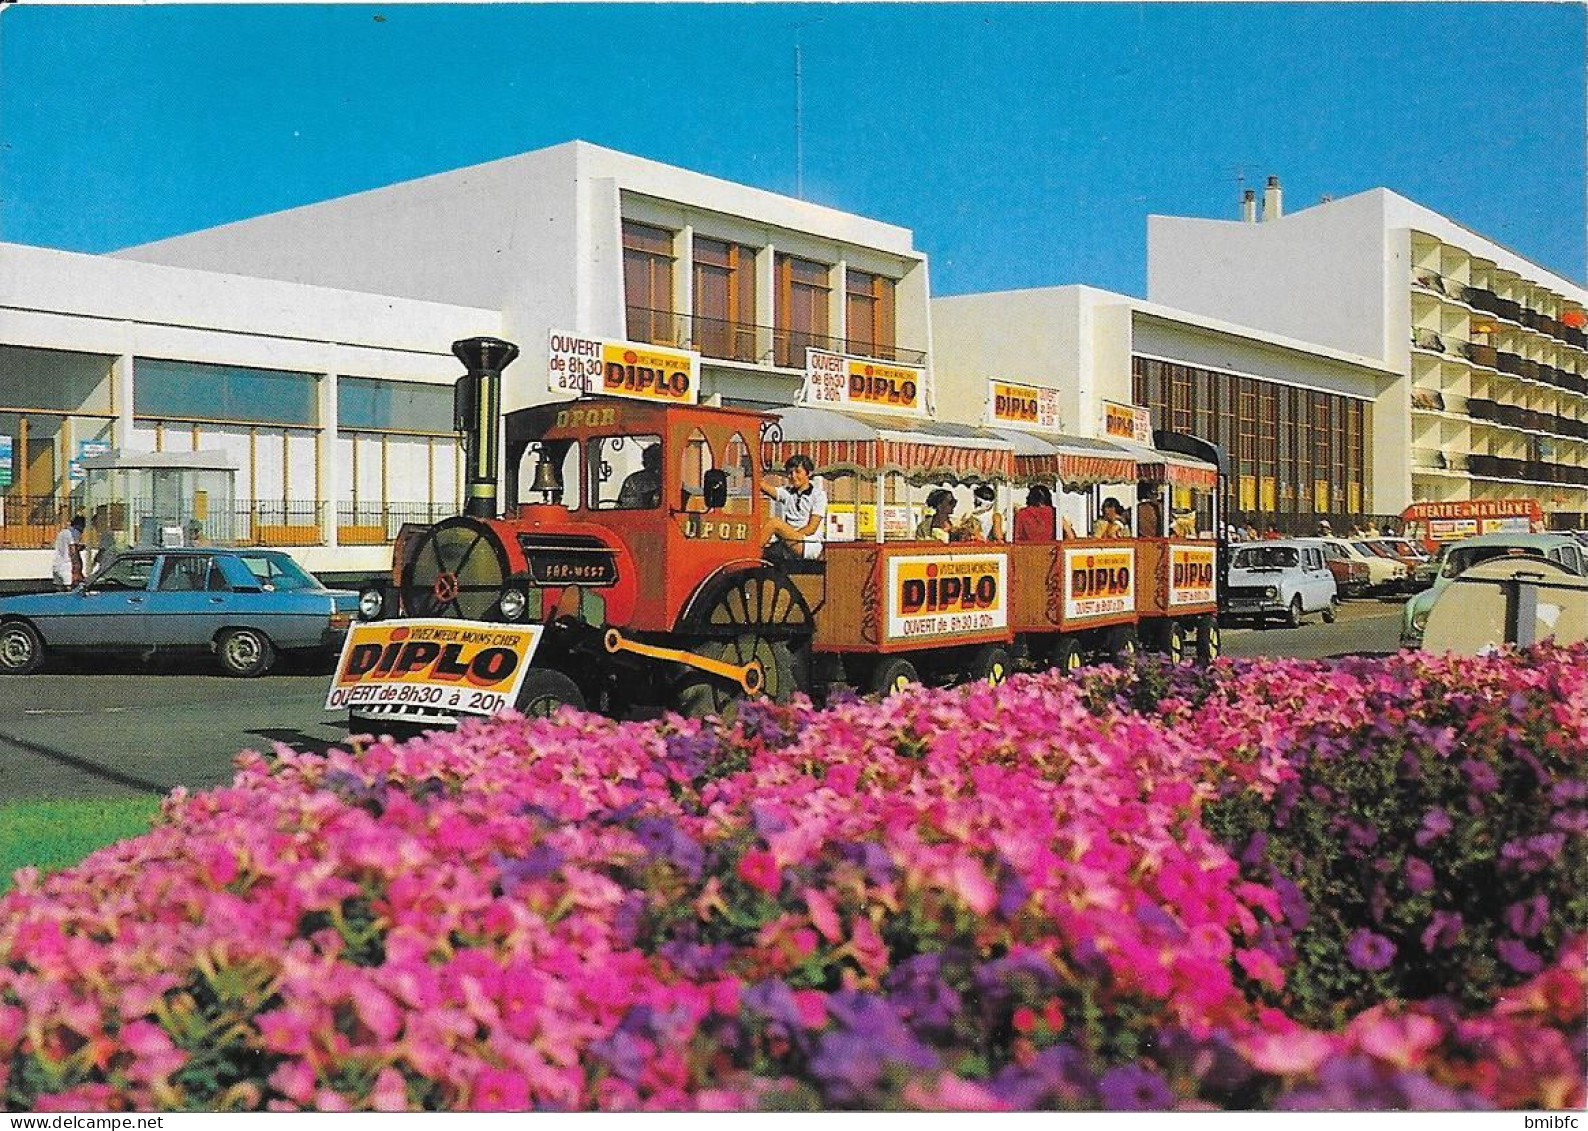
[1, 3, 1583, 295]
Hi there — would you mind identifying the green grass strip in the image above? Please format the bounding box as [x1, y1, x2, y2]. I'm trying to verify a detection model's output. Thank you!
[0, 797, 163, 893]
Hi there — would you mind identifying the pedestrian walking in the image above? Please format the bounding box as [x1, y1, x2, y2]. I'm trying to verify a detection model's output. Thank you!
[52, 515, 86, 589]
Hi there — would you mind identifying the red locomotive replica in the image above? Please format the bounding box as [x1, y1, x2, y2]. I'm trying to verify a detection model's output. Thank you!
[333, 338, 1226, 730]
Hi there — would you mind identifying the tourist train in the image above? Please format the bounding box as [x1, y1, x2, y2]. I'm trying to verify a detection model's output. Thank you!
[337, 338, 1226, 728]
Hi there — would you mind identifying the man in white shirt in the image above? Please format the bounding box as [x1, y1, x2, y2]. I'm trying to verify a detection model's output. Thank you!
[760, 454, 827, 561]
[52, 515, 86, 589]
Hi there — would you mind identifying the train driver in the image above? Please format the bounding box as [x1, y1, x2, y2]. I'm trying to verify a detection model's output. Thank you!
[617, 444, 663, 508]
[759, 453, 828, 561]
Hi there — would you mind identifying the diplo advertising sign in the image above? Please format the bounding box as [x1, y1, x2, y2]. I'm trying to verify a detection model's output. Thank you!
[548, 331, 700, 405]
[803, 350, 925, 417]
[326, 620, 543, 717]
[1168, 544, 1217, 607]
[985, 380, 1061, 431]
[1064, 547, 1136, 619]
[885, 554, 1008, 641]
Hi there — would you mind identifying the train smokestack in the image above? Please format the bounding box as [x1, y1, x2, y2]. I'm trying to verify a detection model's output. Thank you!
[452, 336, 519, 518]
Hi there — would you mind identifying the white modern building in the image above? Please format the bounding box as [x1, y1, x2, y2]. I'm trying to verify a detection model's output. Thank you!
[0, 242, 498, 583]
[116, 140, 935, 415]
[1148, 182, 1588, 520]
[932, 285, 1399, 527]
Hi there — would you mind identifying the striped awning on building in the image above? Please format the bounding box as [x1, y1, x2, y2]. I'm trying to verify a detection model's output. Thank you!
[1111, 441, 1221, 490]
[762, 407, 1014, 482]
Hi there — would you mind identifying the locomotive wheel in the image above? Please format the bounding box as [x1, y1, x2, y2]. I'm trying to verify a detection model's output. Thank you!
[680, 567, 813, 639]
[1054, 636, 1084, 677]
[675, 635, 796, 719]
[515, 669, 586, 719]
[1195, 615, 1221, 663]
[402, 517, 511, 621]
[870, 656, 919, 698]
[969, 645, 1011, 687]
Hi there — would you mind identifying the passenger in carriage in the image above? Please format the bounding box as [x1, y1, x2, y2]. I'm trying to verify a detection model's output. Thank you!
[915, 489, 956, 542]
[951, 483, 1006, 542]
[759, 453, 828, 561]
[1014, 484, 1056, 542]
[1092, 497, 1131, 539]
[1170, 509, 1198, 538]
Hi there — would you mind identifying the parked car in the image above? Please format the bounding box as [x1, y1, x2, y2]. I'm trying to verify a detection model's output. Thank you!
[1222, 540, 1339, 627]
[0, 548, 358, 677]
[1363, 536, 1429, 572]
[1316, 535, 1408, 594]
[1298, 537, 1370, 598]
[1400, 532, 1588, 648]
[1409, 543, 1449, 591]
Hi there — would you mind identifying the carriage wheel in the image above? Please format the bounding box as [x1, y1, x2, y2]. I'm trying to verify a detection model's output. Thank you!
[869, 656, 920, 698]
[1196, 615, 1221, 663]
[1164, 621, 1187, 665]
[401, 518, 510, 621]
[1054, 636, 1085, 677]
[674, 635, 797, 719]
[969, 644, 1011, 687]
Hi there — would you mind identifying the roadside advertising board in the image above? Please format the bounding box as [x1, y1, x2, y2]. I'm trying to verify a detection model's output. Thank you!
[885, 553, 1008, 641]
[0, 434, 11, 488]
[803, 350, 926, 417]
[548, 331, 700, 405]
[1064, 546, 1136, 619]
[326, 619, 543, 717]
[985, 380, 1061, 431]
[71, 439, 112, 485]
[1102, 401, 1152, 446]
[1168, 544, 1218, 606]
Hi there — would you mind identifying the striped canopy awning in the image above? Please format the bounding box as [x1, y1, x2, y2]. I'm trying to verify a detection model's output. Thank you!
[1111, 441, 1221, 490]
[762, 406, 1014, 482]
[990, 429, 1140, 489]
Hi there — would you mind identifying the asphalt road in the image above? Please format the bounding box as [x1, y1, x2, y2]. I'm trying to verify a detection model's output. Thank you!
[0, 596, 1408, 803]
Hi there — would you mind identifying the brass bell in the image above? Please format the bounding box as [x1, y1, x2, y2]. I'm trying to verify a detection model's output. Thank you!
[530, 458, 563, 496]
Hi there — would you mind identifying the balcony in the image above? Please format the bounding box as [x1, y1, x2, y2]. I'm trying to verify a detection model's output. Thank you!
[626, 307, 927, 369]
[1496, 351, 1524, 376]
[1519, 359, 1541, 383]
[1411, 388, 1447, 412]
[1568, 327, 1587, 350]
[1465, 342, 1498, 368]
[1495, 297, 1523, 323]
[1465, 397, 1498, 422]
[1411, 328, 1446, 353]
[1464, 286, 1500, 314]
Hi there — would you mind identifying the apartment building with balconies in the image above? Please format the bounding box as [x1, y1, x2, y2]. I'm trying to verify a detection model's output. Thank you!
[1147, 183, 1588, 523]
[116, 140, 933, 415]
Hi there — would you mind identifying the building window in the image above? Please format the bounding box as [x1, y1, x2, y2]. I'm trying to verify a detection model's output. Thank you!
[338, 378, 453, 434]
[693, 238, 758, 363]
[845, 269, 897, 361]
[136, 359, 317, 426]
[775, 254, 832, 368]
[1169, 365, 1193, 433]
[623, 221, 677, 347]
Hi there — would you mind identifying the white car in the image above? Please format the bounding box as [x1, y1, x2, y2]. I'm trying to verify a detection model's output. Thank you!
[1315, 536, 1407, 594]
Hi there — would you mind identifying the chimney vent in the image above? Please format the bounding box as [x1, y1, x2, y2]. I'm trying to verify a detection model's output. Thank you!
[1262, 175, 1283, 222]
[1241, 188, 1257, 223]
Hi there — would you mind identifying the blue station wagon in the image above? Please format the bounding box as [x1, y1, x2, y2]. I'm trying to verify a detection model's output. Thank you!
[0, 548, 358, 677]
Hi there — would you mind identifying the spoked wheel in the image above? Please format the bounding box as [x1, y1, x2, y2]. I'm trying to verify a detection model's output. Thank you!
[674, 635, 797, 719]
[401, 517, 511, 621]
[1196, 615, 1221, 664]
[681, 567, 814, 640]
[1054, 636, 1084, 677]
[1107, 625, 1138, 665]
[969, 644, 1011, 687]
[515, 669, 587, 719]
[1164, 621, 1187, 664]
[870, 656, 919, 698]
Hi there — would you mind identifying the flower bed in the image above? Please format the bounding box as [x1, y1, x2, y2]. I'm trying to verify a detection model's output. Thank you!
[1, 646, 1584, 1111]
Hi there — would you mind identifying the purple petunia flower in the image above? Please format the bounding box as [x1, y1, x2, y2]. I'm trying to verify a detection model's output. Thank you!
[1404, 856, 1435, 895]
[1504, 894, 1550, 938]
[808, 1031, 886, 1105]
[996, 869, 1031, 919]
[1414, 808, 1453, 849]
[1551, 778, 1588, 806]
[662, 730, 718, 780]
[493, 844, 564, 888]
[1347, 929, 1396, 972]
[1274, 876, 1310, 929]
[1420, 910, 1463, 952]
[839, 840, 896, 885]
[1497, 938, 1545, 975]
[1098, 1065, 1175, 1111]
[611, 892, 646, 947]
[589, 1028, 648, 1083]
[1460, 759, 1500, 796]
[884, 953, 962, 1038]
[989, 1044, 1094, 1108]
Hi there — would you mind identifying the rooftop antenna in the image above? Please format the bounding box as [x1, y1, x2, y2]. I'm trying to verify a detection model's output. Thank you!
[793, 17, 823, 201]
